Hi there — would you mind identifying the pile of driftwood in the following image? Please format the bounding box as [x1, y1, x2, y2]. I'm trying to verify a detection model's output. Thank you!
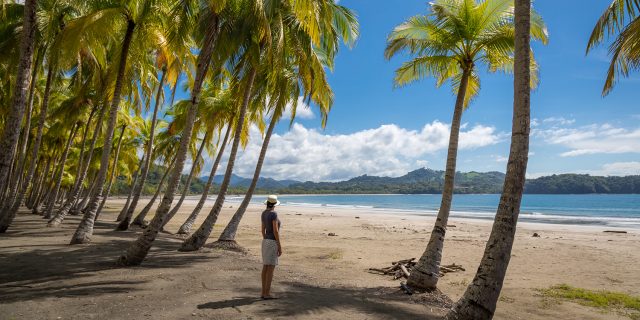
[369, 258, 465, 279]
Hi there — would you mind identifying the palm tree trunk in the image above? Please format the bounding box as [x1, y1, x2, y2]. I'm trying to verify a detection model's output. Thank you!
[160, 131, 210, 230]
[116, 161, 142, 222]
[118, 21, 219, 265]
[5, 52, 40, 206]
[96, 125, 127, 220]
[180, 67, 257, 252]
[69, 105, 98, 200]
[118, 69, 166, 230]
[70, 103, 108, 215]
[42, 123, 79, 220]
[217, 115, 277, 242]
[0, 65, 52, 231]
[24, 158, 42, 210]
[177, 124, 232, 234]
[33, 153, 57, 214]
[21, 66, 54, 197]
[133, 155, 176, 225]
[0, 0, 37, 200]
[446, 2, 531, 318]
[70, 20, 136, 245]
[76, 173, 98, 213]
[27, 157, 47, 209]
[407, 66, 471, 290]
[48, 103, 106, 225]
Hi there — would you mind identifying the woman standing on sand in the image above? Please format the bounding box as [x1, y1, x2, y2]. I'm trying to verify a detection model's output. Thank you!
[261, 195, 282, 299]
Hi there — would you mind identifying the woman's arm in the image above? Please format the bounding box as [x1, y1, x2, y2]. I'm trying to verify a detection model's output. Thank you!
[261, 222, 266, 238]
[272, 219, 282, 256]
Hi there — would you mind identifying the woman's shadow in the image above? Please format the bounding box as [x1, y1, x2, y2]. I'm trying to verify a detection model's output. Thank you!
[198, 296, 263, 310]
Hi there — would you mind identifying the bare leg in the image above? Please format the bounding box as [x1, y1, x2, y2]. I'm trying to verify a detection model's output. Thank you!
[261, 265, 268, 297]
[265, 265, 276, 297]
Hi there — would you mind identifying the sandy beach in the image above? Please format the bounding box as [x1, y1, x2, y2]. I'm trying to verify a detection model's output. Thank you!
[1, 198, 639, 319]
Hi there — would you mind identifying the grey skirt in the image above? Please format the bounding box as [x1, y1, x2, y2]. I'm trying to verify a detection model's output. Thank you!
[262, 239, 279, 266]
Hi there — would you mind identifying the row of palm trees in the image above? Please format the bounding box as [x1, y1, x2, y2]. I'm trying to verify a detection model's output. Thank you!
[0, 0, 357, 255]
[0, 0, 636, 319]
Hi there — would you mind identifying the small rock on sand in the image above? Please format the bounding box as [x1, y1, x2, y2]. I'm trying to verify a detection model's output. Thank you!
[532, 232, 540, 237]
[328, 233, 337, 236]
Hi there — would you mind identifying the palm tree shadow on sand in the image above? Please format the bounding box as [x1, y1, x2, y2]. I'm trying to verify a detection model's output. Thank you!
[198, 282, 447, 319]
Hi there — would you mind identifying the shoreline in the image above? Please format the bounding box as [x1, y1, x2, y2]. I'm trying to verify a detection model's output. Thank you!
[239, 202, 637, 233]
[231, 197, 640, 230]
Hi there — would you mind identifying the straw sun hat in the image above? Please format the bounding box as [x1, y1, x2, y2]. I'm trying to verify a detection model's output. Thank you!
[263, 195, 280, 206]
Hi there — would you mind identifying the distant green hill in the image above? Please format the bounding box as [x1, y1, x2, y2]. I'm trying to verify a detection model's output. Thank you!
[279, 169, 639, 194]
[524, 174, 640, 194]
[111, 166, 640, 196]
[279, 168, 506, 194]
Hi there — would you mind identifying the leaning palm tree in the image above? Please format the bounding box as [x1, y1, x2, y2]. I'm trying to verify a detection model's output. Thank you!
[587, 0, 640, 95]
[159, 130, 209, 230]
[215, 17, 354, 245]
[116, 65, 167, 231]
[384, 0, 547, 290]
[0, 0, 37, 212]
[70, 0, 169, 244]
[42, 121, 79, 220]
[116, 0, 238, 265]
[176, 87, 236, 235]
[181, 0, 356, 251]
[446, 0, 534, 318]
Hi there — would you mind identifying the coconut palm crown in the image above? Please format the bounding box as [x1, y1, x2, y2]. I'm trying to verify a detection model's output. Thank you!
[587, 0, 640, 95]
[385, 0, 548, 106]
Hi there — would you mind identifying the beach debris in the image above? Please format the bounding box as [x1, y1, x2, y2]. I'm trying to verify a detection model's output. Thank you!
[603, 230, 627, 234]
[355, 216, 360, 219]
[328, 232, 337, 236]
[532, 232, 540, 237]
[400, 282, 413, 295]
[447, 225, 456, 228]
[369, 258, 465, 279]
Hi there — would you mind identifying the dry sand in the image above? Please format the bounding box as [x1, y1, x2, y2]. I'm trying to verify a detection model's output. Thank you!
[1, 198, 639, 319]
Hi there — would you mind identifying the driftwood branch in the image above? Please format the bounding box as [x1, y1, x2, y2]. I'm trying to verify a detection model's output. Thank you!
[369, 258, 465, 280]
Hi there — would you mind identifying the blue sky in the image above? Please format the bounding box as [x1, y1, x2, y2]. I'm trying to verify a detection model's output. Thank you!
[192, 0, 640, 182]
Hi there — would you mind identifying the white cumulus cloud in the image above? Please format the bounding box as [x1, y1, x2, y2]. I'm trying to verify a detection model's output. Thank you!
[211, 121, 503, 182]
[279, 96, 315, 121]
[595, 162, 640, 176]
[535, 123, 640, 157]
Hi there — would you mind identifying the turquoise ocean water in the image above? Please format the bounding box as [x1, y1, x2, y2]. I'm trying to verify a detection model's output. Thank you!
[228, 194, 640, 228]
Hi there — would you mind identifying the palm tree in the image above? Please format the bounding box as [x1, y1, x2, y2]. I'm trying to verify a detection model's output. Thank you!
[129, 127, 177, 224]
[116, 66, 167, 230]
[42, 122, 79, 220]
[160, 130, 210, 230]
[132, 153, 176, 223]
[215, 70, 327, 246]
[179, 65, 258, 252]
[0, 0, 36, 211]
[181, 0, 355, 252]
[587, 0, 640, 95]
[70, 0, 168, 244]
[446, 0, 533, 318]
[116, 0, 231, 265]
[177, 123, 232, 235]
[97, 110, 141, 219]
[384, 0, 547, 290]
